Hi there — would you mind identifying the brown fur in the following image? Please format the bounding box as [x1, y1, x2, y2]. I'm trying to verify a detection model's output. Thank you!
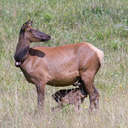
[52, 86, 88, 112]
[14, 20, 104, 112]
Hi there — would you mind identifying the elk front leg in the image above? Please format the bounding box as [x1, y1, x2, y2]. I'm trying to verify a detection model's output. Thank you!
[51, 103, 64, 112]
[36, 84, 46, 111]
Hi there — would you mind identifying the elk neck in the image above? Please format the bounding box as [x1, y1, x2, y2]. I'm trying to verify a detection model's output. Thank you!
[14, 31, 30, 67]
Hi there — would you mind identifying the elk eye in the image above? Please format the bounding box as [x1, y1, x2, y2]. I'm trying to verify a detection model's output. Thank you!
[29, 29, 32, 32]
[26, 27, 31, 32]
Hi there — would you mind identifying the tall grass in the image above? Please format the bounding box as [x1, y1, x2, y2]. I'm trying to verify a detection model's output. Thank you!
[0, 0, 128, 127]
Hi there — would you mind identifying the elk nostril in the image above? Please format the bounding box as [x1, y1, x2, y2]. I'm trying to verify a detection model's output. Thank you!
[48, 35, 51, 40]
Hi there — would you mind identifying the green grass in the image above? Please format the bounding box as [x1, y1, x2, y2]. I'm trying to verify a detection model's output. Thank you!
[0, 0, 128, 127]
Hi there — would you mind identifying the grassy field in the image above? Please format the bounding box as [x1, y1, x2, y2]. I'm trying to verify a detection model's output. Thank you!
[0, 0, 128, 127]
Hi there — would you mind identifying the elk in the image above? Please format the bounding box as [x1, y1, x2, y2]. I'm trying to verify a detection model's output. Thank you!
[52, 83, 88, 112]
[14, 20, 104, 112]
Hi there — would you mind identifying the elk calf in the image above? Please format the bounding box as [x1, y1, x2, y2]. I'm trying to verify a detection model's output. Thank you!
[52, 87, 88, 112]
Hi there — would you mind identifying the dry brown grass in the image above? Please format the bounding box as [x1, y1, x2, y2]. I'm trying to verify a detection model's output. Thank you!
[0, 85, 128, 128]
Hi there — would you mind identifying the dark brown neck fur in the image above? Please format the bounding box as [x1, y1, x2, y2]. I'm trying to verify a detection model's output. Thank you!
[14, 30, 30, 64]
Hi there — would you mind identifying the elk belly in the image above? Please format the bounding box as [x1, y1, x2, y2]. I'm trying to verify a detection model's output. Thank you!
[47, 70, 79, 87]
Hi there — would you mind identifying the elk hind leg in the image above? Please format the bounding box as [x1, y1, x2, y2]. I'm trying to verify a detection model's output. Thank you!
[81, 71, 99, 111]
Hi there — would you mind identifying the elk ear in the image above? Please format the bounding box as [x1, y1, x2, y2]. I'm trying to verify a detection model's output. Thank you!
[25, 20, 33, 27]
[20, 20, 33, 32]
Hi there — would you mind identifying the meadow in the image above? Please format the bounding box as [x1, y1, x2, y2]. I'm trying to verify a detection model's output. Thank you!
[0, 0, 128, 127]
